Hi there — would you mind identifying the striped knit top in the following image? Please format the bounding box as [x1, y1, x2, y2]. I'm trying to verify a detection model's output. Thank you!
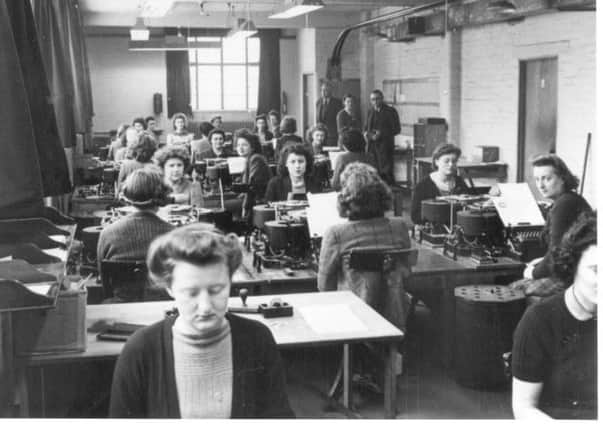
[172, 320, 233, 418]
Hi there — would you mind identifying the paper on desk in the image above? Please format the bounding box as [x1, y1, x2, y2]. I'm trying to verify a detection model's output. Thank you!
[299, 304, 368, 335]
[0, 255, 12, 262]
[492, 183, 545, 227]
[328, 151, 344, 168]
[43, 248, 68, 262]
[27, 283, 52, 296]
[49, 235, 67, 245]
[226, 157, 247, 175]
[306, 192, 346, 238]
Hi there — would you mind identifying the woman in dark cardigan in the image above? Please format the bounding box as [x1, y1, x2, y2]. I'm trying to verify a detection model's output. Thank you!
[331, 128, 376, 191]
[410, 143, 469, 224]
[265, 143, 321, 202]
[523, 154, 592, 280]
[109, 224, 294, 418]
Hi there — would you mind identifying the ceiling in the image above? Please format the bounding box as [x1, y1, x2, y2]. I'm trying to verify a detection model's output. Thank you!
[80, 0, 434, 29]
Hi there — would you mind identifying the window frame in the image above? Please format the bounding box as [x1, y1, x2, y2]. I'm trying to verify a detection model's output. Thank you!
[189, 36, 259, 112]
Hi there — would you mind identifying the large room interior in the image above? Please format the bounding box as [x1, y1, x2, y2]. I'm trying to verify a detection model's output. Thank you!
[0, 0, 598, 420]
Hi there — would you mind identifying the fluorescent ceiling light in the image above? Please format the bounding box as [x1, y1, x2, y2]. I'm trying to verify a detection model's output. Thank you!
[129, 39, 221, 52]
[140, 0, 176, 18]
[130, 17, 150, 41]
[269, 0, 325, 19]
[228, 18, 258, 39]
[487, 0, 518, 15]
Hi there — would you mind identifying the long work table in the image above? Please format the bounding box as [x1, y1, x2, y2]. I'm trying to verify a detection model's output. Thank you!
[20, 291, 403, 418]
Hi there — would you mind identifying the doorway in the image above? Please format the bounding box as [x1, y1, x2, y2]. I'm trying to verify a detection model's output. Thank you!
[517, 57, 558, 198]
[302, 73, 315, 137]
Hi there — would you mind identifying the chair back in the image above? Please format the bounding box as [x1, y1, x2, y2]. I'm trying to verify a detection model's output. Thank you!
[343, 246, 418, 333]
[100, 260, 149, 303]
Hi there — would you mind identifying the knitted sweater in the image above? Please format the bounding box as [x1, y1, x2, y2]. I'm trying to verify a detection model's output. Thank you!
[97, 210, 174, 274]
[172, 321, 233, 418]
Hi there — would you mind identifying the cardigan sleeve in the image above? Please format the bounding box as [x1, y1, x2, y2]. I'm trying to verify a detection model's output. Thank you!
[411, 178, 436, 224]
[255, 325, 295, 418]
[109, 331, 148, 417]
[317, 226, 341, 292]
[264, 176, 280, 202]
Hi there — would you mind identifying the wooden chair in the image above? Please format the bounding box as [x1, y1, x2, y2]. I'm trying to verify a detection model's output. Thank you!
[328, 247, 418, 406]
[100, 260, 149, 303]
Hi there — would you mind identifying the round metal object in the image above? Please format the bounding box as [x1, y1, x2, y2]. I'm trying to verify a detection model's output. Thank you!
[421, 199, 462, 224]
[252, 205, 276, 230]
[456, 210, 503, 237]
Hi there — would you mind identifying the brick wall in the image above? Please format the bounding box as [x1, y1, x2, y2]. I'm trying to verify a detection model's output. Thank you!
[362, 10, 596, 205]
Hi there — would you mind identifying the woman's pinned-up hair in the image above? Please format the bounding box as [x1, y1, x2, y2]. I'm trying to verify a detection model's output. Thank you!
[337, 162, 392, 220]
[121, 168, 171, 208]
[153, 145, 191, 170]
[531, 153, 579, 192]
[552, 211, 597, 287]
[146, 223, 243, 289]
[431, 143, 461, 169]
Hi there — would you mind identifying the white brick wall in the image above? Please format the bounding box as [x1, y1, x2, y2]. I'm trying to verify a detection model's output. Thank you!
[362, 10, 596, 205]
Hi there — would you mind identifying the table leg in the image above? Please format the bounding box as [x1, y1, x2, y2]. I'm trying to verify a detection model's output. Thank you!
[342, 344, 352, 409]
[384, 342, 397, 419]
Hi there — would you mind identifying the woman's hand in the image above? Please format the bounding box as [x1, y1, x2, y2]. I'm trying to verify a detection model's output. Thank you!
[512, 377, 551, 419]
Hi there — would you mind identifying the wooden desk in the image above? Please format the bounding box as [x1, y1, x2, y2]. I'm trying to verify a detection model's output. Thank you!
[22, 291, 403, 418]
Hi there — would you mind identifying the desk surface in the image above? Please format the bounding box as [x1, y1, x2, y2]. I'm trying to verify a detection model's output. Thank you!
[24, 291, 403, 365]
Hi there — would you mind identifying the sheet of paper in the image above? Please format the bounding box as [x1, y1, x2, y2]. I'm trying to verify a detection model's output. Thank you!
[49, 235, 67, 245]
[26, 283, 52, 296]
[492, 183, 545, 226]
[42, 248, 68, 262]
[299, 304, 368, 335]
[328, 151, 345, 169]
[226, 157, 247, 175]
[306, 192, 347, 238]
[0, 255, 12, 262]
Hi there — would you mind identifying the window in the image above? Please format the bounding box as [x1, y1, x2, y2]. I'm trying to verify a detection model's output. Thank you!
[189, 36, 260, 111]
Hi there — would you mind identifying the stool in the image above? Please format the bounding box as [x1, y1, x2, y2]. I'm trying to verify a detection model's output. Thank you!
[454, 284, 526, 389]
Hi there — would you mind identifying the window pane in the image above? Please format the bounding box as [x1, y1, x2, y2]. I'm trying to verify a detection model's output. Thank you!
[247, 65, 259, 110]
[223, 66, 246, 110]
[190, 66, 198, 111]
[196, 37, 221, 42]
[196, 48, 220, 63]
[197, 65, 221, 110]
[223, 36, 246, 63]
[247, 37, 260, 63]
[188, 48, 196, 63]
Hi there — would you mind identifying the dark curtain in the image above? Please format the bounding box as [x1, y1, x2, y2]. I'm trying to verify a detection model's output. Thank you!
[256, 29, 281, 115]
[166, 51, 192, 118]
[0, 0, 71, 219]
[31, 0, 94, 148]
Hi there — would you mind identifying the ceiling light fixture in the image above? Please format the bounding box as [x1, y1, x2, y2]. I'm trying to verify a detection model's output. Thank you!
[139, 0, 176, 18]
[269, 0, 325, 19]
[130, 17, 150, 41]
[228, 0, 257, 39]
[199, 2, 209, 16]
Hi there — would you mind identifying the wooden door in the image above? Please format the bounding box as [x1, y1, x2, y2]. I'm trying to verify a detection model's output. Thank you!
[517, 57, 558, 199]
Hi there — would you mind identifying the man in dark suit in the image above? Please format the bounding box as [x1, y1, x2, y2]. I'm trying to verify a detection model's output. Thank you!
[316, 81, 343, 147]
[364, 89, 401, 184]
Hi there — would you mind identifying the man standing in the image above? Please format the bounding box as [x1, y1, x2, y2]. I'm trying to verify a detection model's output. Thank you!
[316, 81, 343, 147]
[364, 89, 400, 184]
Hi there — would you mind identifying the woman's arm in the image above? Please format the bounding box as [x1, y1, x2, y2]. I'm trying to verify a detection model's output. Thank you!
[109, 337, 146, 417]
[317, 227, 341, 292]
[512, 378, 551, 419]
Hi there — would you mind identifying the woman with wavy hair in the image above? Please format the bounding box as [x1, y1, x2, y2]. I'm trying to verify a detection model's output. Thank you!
[166, 112, 194, 150]
[116, 131, 158, 190]
[109, 223, 294, 418]
[153, 145, 203, 206]
[512, 212, 597, 419]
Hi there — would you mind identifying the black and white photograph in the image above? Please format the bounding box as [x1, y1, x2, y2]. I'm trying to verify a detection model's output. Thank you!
[0, 0, 598, 421]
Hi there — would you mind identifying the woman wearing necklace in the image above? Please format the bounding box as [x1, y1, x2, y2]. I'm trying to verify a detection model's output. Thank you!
[512, 212, 597, 419]
[264, 143, 321, 202]
[410, 143, 469, 224]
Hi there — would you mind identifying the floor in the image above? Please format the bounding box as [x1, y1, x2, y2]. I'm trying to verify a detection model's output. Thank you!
[282, 303, 513, 419]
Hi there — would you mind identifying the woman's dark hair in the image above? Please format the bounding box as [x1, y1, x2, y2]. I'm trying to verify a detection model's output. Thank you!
[132, 117, 147, 130]
[552, 211, 597, 287]
[144, 116, 155, 125]
[531, 153, 579, 192]
[306, 123, 328, 144]
[337, 162, 392, 220]
[431, 143, 462, 169]
[234, 129, 262, 155]
[208, 129, 226, 141]
[280, 116, 297, 134]
[153, 145, 190, 171]
[253, 114, 268, 133]
[342, 93, 354, 103]
[277, 143, 313, 178]
[130, 132, 157, 162]
[121, 168, 171, 208]
[268, 109, 280, 122]
[198, 121, 214, 138]
[340, 129, 366, 153]
[147, 223, 243, 289]
[171, 112, 188, 131]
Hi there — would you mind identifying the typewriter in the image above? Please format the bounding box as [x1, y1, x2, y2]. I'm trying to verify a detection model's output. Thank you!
[504, 225, 546, 262]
